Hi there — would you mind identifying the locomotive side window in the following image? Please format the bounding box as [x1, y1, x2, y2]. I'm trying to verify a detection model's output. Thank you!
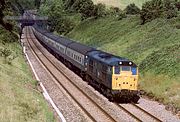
[115, 66, 120, 74]
[89, 59, 93, 73]
[122, 66, 130, 71]
[107, 66, 112, 74]
[102, 65, 107, 72]
[131, 67, 137, 75]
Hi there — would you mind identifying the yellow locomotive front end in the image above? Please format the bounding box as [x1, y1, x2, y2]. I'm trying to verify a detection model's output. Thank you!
[112, 66, 138, 90]
[111, 61, 139, 102]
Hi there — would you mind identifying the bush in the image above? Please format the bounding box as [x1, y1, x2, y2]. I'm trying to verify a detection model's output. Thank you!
[64, 0, 76, 10]
[93, 3, 107, 18]
[56, 18, 75, 35]
[140, 0, 178, 24]
[116, 11, 127, 20]
[107, 7, 127, 20]
[108, 7, 121, 15]
[175, 1, 180, 10]
[176, 24, 180, 29]
[0, 47, 12, 63]
[72, 0, 95, 19]
[125, 3, 140, 15]
[140, 0, 164, 24]
[163, 0, 178, 19]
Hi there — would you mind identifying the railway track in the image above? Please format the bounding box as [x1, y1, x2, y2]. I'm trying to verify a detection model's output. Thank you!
[116, 103, 163, 122]
[25, 26, 165, 122]
[25, 26, 117, 122]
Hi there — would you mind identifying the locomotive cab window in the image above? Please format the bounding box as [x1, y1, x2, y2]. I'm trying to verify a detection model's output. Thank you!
[121, 66, 130, 71]
[114, 66, 120, 74]
[131, 67, 137, 75]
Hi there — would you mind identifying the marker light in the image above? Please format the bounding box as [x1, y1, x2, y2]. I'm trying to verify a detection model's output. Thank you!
[119, 62, 122, 64]
[129, 62, 132, 65]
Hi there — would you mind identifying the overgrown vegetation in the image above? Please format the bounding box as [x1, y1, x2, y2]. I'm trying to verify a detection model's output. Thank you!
[125, 3, 140, 15]
[140, 0, 178, 24]
[39, 0, 132, 34]
[0, 26, 55, 122]
[0, 1, 56, 121]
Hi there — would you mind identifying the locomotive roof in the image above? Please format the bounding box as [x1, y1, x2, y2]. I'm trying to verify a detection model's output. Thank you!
[88, 50, 137, 66]
[67, 42, 96, 55]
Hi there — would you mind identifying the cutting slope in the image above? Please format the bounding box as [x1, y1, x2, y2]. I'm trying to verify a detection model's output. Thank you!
[67, 15, 180, 107]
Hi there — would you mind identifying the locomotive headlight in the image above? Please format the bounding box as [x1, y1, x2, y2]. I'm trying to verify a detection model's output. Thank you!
[129, 62, 132, 65]
[119, 62, 122, 65]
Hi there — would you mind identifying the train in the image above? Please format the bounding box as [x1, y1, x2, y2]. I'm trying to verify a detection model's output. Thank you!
[32, 25, 140, 103]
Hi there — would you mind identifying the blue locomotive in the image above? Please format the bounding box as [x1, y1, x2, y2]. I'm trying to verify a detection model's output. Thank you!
[32, 26, 140, 102]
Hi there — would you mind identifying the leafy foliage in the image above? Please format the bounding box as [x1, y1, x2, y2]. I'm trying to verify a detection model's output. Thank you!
[34, 0, 41, 9]
[93, 3, 107, 18]
[39, 0, 77, 34]
[0, 47, 12, 59]
[175, 1, 180, 10]
[140, 0, 178, 24]
[125, 3, 140, 15]
[0, 0, 12, 31]
[72, 0, 95, 19]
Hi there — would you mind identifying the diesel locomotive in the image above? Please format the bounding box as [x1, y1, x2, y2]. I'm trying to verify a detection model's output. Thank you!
[32, 25, 140, 102]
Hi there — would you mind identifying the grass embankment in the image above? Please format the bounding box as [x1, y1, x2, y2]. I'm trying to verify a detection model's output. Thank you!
[92, 0, 149, 9]
[67, 15, 180, 108]
[0, 27, 55, 122]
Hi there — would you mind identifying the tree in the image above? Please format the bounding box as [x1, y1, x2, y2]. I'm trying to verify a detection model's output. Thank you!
[72, 0, 95, 19]
[35, 0, 41, 9]
[64, 0, 76, 10]
[140, 0, 163, 24]
[140, 0, 177, 24]
[163, 0, 177, 19]
[175, 1, 180, 10]
[93, 3, 107, 18]
[0, 0, 13, 31]
[125, 3, 140, 15]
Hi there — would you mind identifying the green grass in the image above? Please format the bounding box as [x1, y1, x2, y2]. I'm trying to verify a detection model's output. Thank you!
[92, 0, 149, 9]
[0, 27, 55, 122]
[67, 15, 180, 108]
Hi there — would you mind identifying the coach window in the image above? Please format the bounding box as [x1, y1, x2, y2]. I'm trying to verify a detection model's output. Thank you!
[67, 50, 70, 56]
[71, 53, 73, 57]
[75, 55, 77, 60]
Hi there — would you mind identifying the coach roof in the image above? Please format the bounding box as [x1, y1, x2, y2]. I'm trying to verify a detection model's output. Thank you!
[45, 32, 73, 46]
[67, 42, 95, 55]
